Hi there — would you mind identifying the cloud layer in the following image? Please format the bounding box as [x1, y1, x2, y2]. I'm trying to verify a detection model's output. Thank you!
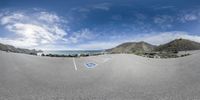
[0, 8, 200, 50]
[0, 9, 95, 50]
[0, 10, 68, 49]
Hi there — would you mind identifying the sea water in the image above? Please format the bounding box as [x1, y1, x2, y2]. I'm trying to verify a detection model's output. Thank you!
[38, 50, 104, 56]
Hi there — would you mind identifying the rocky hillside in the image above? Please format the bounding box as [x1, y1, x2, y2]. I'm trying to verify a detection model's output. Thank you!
[155, 38, 200, 52]
[106, 41, 156, 53]
[0, 43, 42, 55]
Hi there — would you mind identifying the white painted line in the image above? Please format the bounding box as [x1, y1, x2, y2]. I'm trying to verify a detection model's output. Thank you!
[73, 58, 78, 71]
[103, 57, 112, 63]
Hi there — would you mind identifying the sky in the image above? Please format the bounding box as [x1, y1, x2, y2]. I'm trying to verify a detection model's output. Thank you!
[0, 0, 200, 50]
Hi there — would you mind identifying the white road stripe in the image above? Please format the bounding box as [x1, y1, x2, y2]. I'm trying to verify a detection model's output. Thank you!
[73, 58, 78, 71]
[103, 57, 112, 63]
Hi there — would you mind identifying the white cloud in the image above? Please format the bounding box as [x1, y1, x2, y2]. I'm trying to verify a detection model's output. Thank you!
[0, 37, 38, 47]
[0, 10, 68, 49]
[69, 28, 95, 43]
[153, 15, 174, 30]
[159, 6, 175, 9]
[38, 12, 60, 23]
[154, 15, 173, 24]
[92, 3, 111, 11]
[184, 14, 197, 21]
[153, 9, 200, 26]
[1, 13, 25, 25]
[71, 3, 111, 13]
[178, 10, 200, 23]
[71, 7, 91, 13]
[153, 6, 175, 10]
[135, 13, 147, 20]
[179, 14, 198, 23]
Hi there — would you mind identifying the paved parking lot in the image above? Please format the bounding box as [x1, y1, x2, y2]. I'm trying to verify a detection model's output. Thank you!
[1, 51, 200, 100]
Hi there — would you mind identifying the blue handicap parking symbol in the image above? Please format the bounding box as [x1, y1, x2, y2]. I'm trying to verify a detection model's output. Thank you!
[85, 62, 97, 68]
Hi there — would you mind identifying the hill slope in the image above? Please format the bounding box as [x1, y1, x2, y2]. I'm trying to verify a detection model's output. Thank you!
[155, 38, 200, 52]
[0, 43, 41, 55]
[106, 41, 155, 53]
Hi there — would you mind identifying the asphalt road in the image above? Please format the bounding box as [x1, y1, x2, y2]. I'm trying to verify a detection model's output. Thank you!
[0, 51, 200, 100]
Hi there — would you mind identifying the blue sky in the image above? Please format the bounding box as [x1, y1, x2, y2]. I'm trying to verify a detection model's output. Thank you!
[0, 0, 200, 50]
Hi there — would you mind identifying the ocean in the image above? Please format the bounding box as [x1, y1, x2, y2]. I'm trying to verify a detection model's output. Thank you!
[38, 50, 105, 56]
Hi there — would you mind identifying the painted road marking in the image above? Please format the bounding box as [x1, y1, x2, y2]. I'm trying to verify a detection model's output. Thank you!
[103, 57, 112, 63]
[85, 62, 97, 68]
[73, 58, 78, 71]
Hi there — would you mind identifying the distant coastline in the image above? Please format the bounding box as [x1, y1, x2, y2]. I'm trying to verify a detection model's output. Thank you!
[1, 38, 200, 58]
[38, 50, 106, 57]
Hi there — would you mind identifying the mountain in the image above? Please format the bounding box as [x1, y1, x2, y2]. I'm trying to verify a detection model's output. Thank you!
[106, 41, 156, 53]
[0, 43, 42, 55]
[155, 38, 200, 52]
